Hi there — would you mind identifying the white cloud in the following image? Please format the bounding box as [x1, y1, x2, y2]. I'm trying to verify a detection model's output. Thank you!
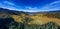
[0, 2, 39, 12]
[50, 1, 60, 5]
[26, 6, 38, 10]
[0, 1, 21, 10]
[0, 1, 19, 10]
[3, 1, 15, 5]
[24, 0, 60, 12]
[40, 0, 60, 11]
[0, 0, 60, 12]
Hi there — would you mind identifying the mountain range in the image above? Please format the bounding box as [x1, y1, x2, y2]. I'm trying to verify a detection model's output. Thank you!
[0, 8, 60, 29]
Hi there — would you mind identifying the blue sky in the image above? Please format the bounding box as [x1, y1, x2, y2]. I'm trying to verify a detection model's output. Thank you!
[0, 0, 60, 12]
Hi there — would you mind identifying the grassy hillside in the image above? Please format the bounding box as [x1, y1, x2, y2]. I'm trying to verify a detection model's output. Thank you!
[0, 8, 60, 29]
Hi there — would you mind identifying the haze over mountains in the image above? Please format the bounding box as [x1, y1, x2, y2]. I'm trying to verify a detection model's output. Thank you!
[0, 8, 60, 29]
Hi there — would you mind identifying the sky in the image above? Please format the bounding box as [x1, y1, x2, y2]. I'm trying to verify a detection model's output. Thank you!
[0, 0, 60, 12]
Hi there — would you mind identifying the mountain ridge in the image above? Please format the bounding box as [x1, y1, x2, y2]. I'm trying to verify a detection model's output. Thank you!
[0, 8, 60, 29]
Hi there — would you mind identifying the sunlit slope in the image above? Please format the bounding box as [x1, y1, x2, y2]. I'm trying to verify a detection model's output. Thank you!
[11, 13, 60, 26]
[28, 14, 60, 26]
[0, 12, 60, 26]
[12, 13, 28, 23]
